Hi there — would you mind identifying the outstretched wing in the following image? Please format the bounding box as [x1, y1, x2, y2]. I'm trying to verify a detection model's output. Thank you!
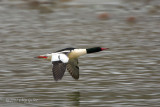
[52, 47, 76, 81]
[52, 61, 67, 81]
[67, 58, 79, 80]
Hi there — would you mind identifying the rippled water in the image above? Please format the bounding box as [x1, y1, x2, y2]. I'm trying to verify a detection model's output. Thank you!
[0, 0, 160, 107]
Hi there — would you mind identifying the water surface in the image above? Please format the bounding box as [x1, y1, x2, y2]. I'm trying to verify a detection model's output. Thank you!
[0, 0, 160, 107]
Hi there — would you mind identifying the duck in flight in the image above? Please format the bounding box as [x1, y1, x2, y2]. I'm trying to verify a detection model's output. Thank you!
[36, 47, 109, 81]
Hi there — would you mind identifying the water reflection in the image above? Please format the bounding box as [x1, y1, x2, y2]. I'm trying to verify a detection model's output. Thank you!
[67, 91, 80, 107]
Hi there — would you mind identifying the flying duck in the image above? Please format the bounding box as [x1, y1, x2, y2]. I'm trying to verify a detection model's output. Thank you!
[36, 47, 108, 81]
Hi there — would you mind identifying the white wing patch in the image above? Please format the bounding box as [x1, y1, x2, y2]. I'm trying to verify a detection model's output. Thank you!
[51, 53, 69, 63]
[59, 54, 69, 63]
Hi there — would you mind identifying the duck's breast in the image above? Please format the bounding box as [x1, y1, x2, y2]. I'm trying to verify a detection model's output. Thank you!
[68, 49, 87, 59]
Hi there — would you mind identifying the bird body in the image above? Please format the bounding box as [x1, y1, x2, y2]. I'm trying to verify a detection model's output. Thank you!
[36, 47, 108, 81]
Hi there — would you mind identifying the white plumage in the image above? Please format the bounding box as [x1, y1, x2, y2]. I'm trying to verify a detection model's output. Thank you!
[51, 53, 69, 63]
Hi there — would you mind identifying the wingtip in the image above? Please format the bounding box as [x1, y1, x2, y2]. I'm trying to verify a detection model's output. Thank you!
[53, 77, 62, 81]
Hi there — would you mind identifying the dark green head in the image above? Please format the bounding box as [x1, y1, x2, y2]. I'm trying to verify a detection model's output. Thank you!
[86, 47, 109, 54]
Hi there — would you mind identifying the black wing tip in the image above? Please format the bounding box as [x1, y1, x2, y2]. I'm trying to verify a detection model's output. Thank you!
[53, 74, 64, 81]
[54, 78, 62, 81]
[74, 76, 79, 80]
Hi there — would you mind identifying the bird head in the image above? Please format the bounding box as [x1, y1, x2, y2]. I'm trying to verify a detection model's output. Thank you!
[86, 47, 109, 54]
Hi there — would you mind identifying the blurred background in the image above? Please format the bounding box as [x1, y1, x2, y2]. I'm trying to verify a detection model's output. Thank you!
[0, 0, 160, 107]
